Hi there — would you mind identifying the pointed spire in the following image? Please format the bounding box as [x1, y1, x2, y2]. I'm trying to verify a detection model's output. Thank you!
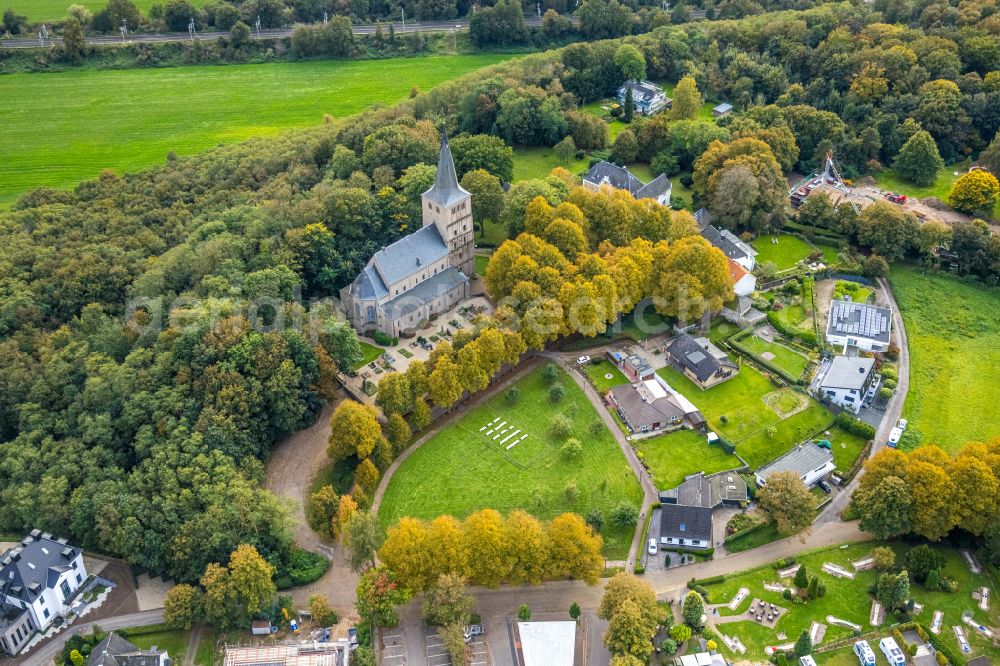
[423, 127, 469, 206]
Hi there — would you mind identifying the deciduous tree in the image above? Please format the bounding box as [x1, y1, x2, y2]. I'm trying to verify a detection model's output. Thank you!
[894, 130, 944, 186]
[164, 584, 204, 630]
[328, 401, 385, 461]
[949, 170, 1000, 214]
[671, 75, 703, 121]
[757, 471, 814, 536]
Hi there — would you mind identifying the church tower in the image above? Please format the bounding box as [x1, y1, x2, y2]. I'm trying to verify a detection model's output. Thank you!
[422, 132, 475, 277]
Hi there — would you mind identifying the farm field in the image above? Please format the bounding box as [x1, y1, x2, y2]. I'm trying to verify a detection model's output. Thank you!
[656, 363, 834, 468]
[702, 542, 1000, 663]
[0, 54, 514, 203]
[2, 0, 203, 22]
[377, 364, 644, 558]
[891, 266, 1000, 451]
[634, 429, 739, 489]
[737, 334, 811, 379]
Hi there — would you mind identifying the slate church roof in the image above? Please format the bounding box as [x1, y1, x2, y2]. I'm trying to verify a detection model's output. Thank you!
[422, 132, 471, 207]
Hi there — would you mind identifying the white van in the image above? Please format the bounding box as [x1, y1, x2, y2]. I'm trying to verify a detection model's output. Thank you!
[879, 637, 907, 666]
[853, 640, 876, 666]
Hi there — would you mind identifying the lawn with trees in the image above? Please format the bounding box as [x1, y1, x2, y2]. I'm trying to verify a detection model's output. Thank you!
[377, 364, 644, 558]
[634, 429, 739, 489]
[656, 364, 834, 468]
[891, 266, 1000, 451]
[751, 235, 835, 271]
[701, 542, 1000, 662]
[0, 54, 512, 202]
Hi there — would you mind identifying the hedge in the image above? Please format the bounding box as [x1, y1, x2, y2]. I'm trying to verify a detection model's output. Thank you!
[765, 311, 819, 348]
[275, 547, 330, 590]
[835, 411, 876, 439]
[729, 334, 804, 385]
[724, 520, 770, 545]
[689, 574, 726, 587]
[836, 437, 874, 484]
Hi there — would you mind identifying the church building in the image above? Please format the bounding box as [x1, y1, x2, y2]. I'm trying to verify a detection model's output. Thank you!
[340, 133, 475, 338]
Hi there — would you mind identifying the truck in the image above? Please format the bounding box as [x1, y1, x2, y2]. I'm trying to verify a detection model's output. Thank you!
[887, 426, 904, 448]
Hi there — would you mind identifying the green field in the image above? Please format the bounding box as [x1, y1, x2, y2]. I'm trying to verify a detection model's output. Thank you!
[634, 429, 739, 489]
[873, 162, 967, 202]
[378, 365, 644, 558]
[0, 54, 514, 203]
[3, 0, 200, 22]
[656, 363, 834, 468]
[512, 146, 586, 181]
[892, 266, 1000, 451]
[737, 334, 811, 379]
[581, 359, 630, 393]
[702, 542, 1000, 663]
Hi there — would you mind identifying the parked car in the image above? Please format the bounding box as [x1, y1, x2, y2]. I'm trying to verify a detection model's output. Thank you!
[464, 624, 484, 642]
[896, 418, 908, 430]
[817, 479, 832, 494]
[648, 538, 658, 555]
[576, 355, 591, 366]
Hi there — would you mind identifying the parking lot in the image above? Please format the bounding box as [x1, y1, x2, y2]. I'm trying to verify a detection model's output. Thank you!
[380, 627, 407, 665]
[425, 626, 489, 665]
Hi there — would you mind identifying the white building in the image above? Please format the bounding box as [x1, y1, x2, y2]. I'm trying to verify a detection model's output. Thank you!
[817, 356, 878, 414]
[700, 225, 756, 271]
[517, 621, 575, 666]
[0, 531, 88, 656]
[728, 258, 757, 297]
[826, 300, 892, 353]
[854, 640, 877, 666]
[617, 79, 671, 116]
[755, 442, 835, 488]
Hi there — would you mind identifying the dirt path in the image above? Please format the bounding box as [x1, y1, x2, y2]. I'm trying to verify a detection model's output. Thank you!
[181, 624, 204, 666]
[814, 278, 835, 335]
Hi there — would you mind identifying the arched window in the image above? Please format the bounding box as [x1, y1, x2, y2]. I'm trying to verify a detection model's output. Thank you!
[367, 306, 376, 322]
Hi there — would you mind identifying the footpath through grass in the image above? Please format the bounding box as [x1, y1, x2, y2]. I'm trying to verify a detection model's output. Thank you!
[656, 363, 834, 468]
[892, 266, 1000, 451]
[702, 542, 1000, 663]
[0, 54, 513, 203]
[378, 364, 644, 558]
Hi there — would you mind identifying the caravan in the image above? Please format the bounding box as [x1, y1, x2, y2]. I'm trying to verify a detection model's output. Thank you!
[853, 640, 877, 666]
[879, 637, 907, 666]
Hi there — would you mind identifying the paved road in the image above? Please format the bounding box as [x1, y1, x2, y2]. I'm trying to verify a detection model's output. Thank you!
[816, 276, 910, 523]
[20, 609, 165, 666]
[0, 16, 548, 49]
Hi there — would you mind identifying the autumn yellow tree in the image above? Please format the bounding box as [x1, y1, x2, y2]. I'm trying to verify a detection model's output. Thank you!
[949, 169, 1000, 214]
[429, 353, 463, 409]
[504, 510, 548, 585]
[671, 75, 703, 121]
[545, 513, 603, 583]
[651, 236, 732, 320]
[380, 517, 434, 590]
[462, 509, 513, 587]
[328, 401, 385, 461]
[333, 494, 358, 539]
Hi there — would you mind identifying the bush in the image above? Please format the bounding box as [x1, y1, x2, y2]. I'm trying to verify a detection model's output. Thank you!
[561, 437, 583, 458]
[835, 411, 876, 439]
[549, 383, 565, 403]
[372, 330, 397, 346]
[518, 604, 532, 621]
[274, 548, 329, 589]
[505, 387, 520, 404]
[542, 362, 560, 383]
[608, 501, 639, 528]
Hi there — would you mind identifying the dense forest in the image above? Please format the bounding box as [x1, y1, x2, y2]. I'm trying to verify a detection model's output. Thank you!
[2, 0, 1000, 580]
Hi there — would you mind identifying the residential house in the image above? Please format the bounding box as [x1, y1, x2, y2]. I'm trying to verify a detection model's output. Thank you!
[658, 504, 713, 549]
[606, 350, 655, 382]
[659, 470, 748, 509]
[0, 531, 87, 656]
[816, 356, 879, 414]
[87, 632, 169, 666]
[700, 225, 756, 270]
[826, 300, 893, 353]
[728, 258, 756, 297]
[720, 296, 766, 328]
[607, 381, 686, 434]
[340, 133, 474, 338]
[617, 79, 671, 116]
[755, 442, 835, 488]
[667, 333, 738, 389]
[712, 102, 733, 117]
[581, 161, 672, 206]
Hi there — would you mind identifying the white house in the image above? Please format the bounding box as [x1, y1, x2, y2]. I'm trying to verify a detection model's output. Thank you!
[581, 161, 672, 206]
[728, 258, 757, 297]
[826, 300, 893, 353]
[700, 225, 756, 271]
[817, 356, 879, 414]
[755, 442, 835, 488]
[617, 79, 671, 116]
[0, 531, 87, 656]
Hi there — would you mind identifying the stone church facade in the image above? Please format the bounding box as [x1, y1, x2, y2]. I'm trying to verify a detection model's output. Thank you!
[340, 133, 475, 338]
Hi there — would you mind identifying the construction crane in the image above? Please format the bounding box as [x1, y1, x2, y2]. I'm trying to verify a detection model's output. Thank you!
[788, 151, 861, 214]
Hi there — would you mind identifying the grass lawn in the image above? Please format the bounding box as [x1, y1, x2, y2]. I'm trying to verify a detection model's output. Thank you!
[0, 54, 514, 204]
[124, 625, 190, 662]
[891, 265, 1000, 451]
[820, 425, 869, 472]
[634, 429, 739, 489]
[752, 234, 820, 271]
[656, 364, 834, 468]
[478, 219, 508, 247]
[724, 521, 781, 553]
[194, 629, 216, 666]
[474, 254, 490, 277]
[670, 174, 695, 210]
[354, 341, 386, 371]
[737, 334, 811, 379]
[581, 359, 630, 393]
[873, 162, 967, 202]
[4, 0, 205, 21]
[512, 146, 586, 181]
[378, 365, 644, 558]
[833, 280, 873, 304]
[702, 542, 1000, 663]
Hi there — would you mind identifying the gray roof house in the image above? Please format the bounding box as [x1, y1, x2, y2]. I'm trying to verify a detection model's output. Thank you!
[712, 102, 733, 117]
[755, 442, 835, 488]
[607, 382, 686, 434]
[700, 225, 757, 270]
[825, 300, 893, 353]
[667, 333, 738, 388]
[88, 632, 169, 666]
[340, 132, 475, 338]
[660, 471, 748, 509]
[582, 161, 672, 206]
[658, 504, 713, 549]
[617, 79, 671, 116]
[1, 532, 88, 656]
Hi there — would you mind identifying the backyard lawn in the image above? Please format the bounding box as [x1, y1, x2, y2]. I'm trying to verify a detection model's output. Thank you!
[124, 625, 190, 663]
[634, 429, 740, 489]
[891, 266, 1000, 451]
[737, 334, 812, 379]
[512, 147, 587, 181]
[752, 234, 821, 271]
[353, 341, 386, 371]
[377, 365, 644, 558]
[656, 364, 834, 468]
[581, 359, 630, 393]
[833, 280, 873, 304]
[820, 425, 869, 472]
[702, 542, 1000, 663]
